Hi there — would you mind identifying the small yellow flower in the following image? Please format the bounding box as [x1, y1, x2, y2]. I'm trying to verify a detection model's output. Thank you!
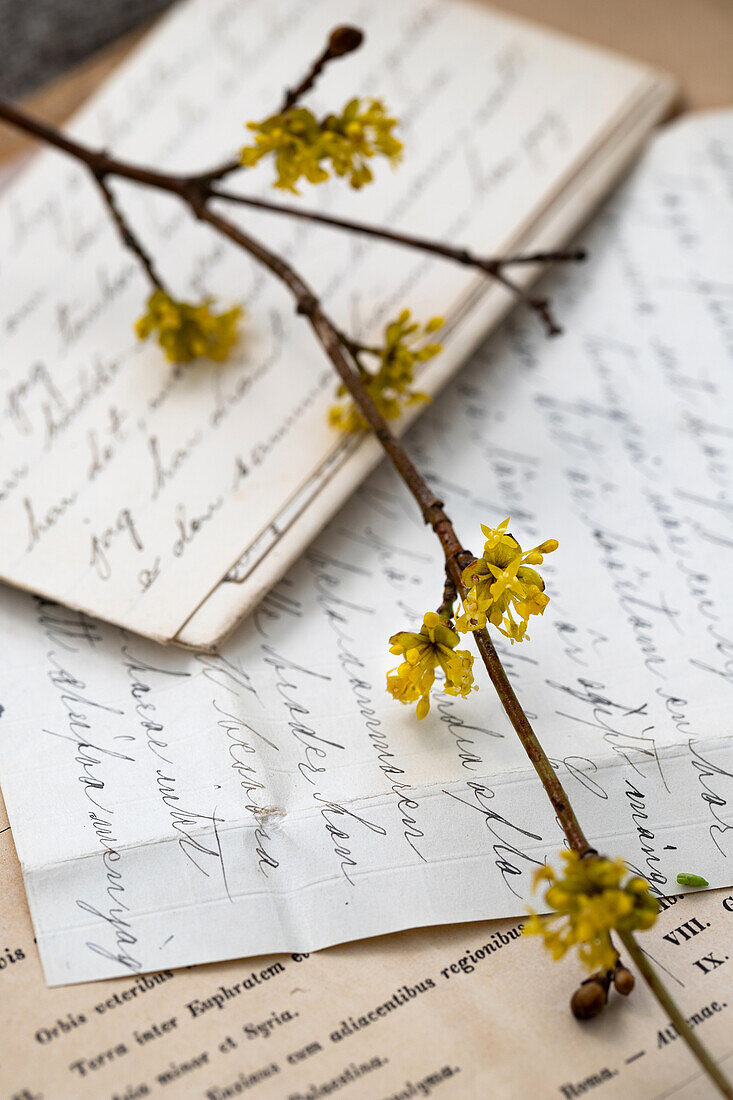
[455, 517, 558, 643]
[330, 311, 443, 432]
[241, 98, 402, 193]
[524, 851, 659, 972]
[135, 290, 242, 364]
[386, 610, 476, 720]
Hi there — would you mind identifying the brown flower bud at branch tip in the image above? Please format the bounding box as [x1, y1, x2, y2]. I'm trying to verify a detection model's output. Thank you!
[571, 979, 607, 1020]
[328, 26, 364, 57]
[614, 966, 635, 996]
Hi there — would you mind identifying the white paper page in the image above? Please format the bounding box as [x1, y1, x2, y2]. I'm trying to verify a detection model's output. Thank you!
[1, 110, 732, 987]
[0, 0, 671, 644]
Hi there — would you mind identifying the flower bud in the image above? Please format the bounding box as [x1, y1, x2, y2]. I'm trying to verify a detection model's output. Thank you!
[613, 966, 635, 996]
[571, 979, 607, 1020]
[328, 26, 364, 57]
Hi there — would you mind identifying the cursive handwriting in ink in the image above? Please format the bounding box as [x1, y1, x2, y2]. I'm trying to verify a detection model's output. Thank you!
[90, 508, 144, 580]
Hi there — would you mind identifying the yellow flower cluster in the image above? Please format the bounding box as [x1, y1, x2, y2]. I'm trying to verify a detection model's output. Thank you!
[241, 98, 402, 193]
[455, 517, 558, 643]
[329, 311, 443, 433]
[387, 611, 476, 720]
[135, 290, 242, 364]
[524, 851, 659, 972]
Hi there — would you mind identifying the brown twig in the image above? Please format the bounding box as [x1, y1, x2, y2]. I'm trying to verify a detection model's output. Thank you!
[206, 186, 586, 272]
[0, 96, 576, 333]
[0, 99, 190, 194]
[206, 185, 584, 333]
[488, 267, 562, 336]
[281, 25, 364, 111]
[91, 171, 165, 290]
[437, 568, 460, 619]
[198, 25, 365, 185]
[0, 48, 729, 1097]
[192, 200, 592, 854]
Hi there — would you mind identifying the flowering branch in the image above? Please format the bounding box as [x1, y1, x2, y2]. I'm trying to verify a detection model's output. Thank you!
[199, 25, 366, 184]
[193, 198, 593, 853]
[0, 98, 577, 336]
[0, 27, 730, 1097]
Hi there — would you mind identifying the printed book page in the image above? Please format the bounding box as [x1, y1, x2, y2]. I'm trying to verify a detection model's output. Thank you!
[0, 0, 673, 645]
[0, 111, 731, 986]
[2, 792, 733, 1099]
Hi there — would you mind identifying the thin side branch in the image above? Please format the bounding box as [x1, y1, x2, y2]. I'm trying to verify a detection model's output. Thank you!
[488, 267, 562, 336]
[199, 25, 365, 185]
[92, 172, 164, 290]
[468, 621, 592, 851]
[207, 185, 586, 270]
[208, 185, 584, 333]
[0, 99, 190, 194]
[437, 568, 459, 618]
[0, 97, 581, 332]
[281, 25, 364, 112]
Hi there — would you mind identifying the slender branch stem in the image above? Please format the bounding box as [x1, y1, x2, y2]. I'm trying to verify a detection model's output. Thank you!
[0, 99, 190, 194]
[437, 568, 458, 618]
[281, 25, 364, 112]
[470, 622, 591, 851]
[194, 200, 592, 852]
[193, 157, 241, 186]
[91, 172, 164, 290]
[332, 322, 379, 362]
[207, 186, 584, 334]
[0, 97, 577, 331]
[0, 99, 103, 166]
[620, 931, 733, 1099]
[488, 267, 562, 336]
[198, 25, 365, 184]
[207, 187, 585, 271]
[1, 67, 730, 1100]
[194, 205, 453, 514]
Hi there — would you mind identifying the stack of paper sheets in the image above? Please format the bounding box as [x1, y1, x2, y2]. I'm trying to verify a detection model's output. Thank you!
[1, 90, 731, 982]
[0, 0, 673, 647]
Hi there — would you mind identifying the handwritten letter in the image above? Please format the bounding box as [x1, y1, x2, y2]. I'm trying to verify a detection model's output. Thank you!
[0, 111, 731, 984]
[0, 0, 671, 644]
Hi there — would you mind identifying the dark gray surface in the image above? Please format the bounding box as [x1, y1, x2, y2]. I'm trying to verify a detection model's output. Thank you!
[0, 0, 175, 98]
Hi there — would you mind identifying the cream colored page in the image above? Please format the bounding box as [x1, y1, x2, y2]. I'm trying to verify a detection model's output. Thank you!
[0, 0, 659, 642]
[1, 798, 733, 1100]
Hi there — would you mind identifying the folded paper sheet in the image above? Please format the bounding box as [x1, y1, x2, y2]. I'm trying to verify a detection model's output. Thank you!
[0, 0, 674, 646]
[0, 111, 732, 986]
